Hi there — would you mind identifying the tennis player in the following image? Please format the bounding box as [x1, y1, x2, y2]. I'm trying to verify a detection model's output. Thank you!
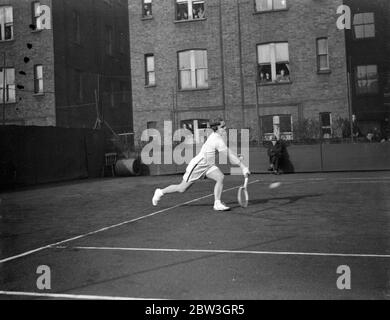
[152, 119, 250, 211]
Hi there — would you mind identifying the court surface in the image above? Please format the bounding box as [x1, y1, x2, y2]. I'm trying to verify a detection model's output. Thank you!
[0, 171, 389, 300]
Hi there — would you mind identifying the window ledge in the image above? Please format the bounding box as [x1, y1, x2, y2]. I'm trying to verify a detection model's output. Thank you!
[141, 16, 153, 20]
[353, 36, 376, 41]
[145, 84, 156, 88]
[258, 81, 292, 87]
[178, 87, 209, 92]
[253, 8, 288, 15]
[356, 93, 380, 97]
[33, 93, 45, 96]
[317, 70, 331, 74]
[31, 29, 43, 34]
[174, 17, 206, 24]
[0, 39, 15, 44]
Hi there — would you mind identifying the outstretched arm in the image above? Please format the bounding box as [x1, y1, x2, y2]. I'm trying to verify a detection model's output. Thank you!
[220, 148, 250, 176]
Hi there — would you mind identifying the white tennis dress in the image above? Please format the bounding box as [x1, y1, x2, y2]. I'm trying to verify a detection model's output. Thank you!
[183, 132, 228, 183]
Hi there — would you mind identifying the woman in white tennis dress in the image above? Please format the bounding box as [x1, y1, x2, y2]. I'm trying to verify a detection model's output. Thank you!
[152, 119, 250, 211]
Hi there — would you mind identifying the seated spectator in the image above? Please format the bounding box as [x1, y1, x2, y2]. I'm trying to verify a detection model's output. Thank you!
[267, 135, 284, 174]
[367, 127, 381, 143]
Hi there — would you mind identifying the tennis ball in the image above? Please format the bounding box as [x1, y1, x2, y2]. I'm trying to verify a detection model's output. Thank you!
[269, 182, 281, 189]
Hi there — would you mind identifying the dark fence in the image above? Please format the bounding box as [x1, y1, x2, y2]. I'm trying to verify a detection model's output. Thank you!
[140, 141, 390, 176]
[0, 126, 105, 189]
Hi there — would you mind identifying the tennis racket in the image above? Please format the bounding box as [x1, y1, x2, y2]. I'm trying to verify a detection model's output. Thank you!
[238, 175, 249, 208]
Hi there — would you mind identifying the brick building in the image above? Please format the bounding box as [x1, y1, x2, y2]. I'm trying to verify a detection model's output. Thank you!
[0, 0, 133, 135]
[129, 0, 350, 145]
[344, 0, 390, 135]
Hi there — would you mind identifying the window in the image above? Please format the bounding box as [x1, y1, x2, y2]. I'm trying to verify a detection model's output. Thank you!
[145, 54, 155, 86]
[0, 68, 15, 103]
[176, 0, 205, 21]
[34, 65, 44, 94]
[356, 65, 379, 95]
[105, 26, 113, 55]
[320, 112, 332, 138]
[317, 38, 329, 72]
[255, 0, 287, 12]
[353, 13, 375, 39]
[142, 0, 152, 17]
[257, 42, 290, 84]
[178, 50, 208, 89]
[73, 11, 81, 44]
[261, 114, 292, 140]
[0, 6, 13, 41]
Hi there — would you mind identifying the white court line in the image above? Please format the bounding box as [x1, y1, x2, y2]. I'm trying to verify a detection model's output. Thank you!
[0, 180, 260, 264]
[53, 246, 390, 259]
[0, 291, 164, 300]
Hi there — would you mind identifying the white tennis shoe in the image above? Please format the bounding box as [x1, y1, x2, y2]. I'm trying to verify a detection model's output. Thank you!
[152, 188, 163, 206]
[213, 201, 230, 211]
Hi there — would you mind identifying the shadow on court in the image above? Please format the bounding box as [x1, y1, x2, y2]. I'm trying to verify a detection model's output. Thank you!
[184, 193, 322, 208]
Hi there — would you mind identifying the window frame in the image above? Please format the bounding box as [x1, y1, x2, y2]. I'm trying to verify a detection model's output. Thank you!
[175, 0, 206, 22]
[178, 49, 208, 90]
[254, 0, 288, 13]
[260, 114, 293, 141]
[355, 64, 379, 96]
[34, 64, 44, 94]
[0, 67, 16, 104]
[316, 37, 330, 73]
[0, 6, 14, 41]
[145, 54, 156, 87]
[353, 12, 375, 40]
[257, 42, 291, 84]
[319, 112, 332, 138]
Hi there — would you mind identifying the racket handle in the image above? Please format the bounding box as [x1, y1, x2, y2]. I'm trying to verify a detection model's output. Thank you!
[244, 177, 249, 188]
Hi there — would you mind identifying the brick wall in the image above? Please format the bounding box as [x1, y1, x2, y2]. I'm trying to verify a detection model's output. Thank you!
[129, 0, 349, 145]
[0, 0, 56, 126]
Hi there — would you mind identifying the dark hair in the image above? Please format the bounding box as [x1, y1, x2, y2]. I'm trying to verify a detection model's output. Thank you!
[209, 118, 224, 132]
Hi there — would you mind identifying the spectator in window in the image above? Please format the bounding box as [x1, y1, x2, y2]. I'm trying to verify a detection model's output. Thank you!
[276, 69, 290, 83]
[197, 7, 205, 18]
[267, 135, 284, 175]
[380, 116, 390, 142]
[143, 5, 151, 16]
[265, 73, 271, 82]
[259, 72, 265, 83]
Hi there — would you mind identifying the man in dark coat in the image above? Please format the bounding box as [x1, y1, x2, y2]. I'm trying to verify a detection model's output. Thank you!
[267, 135, 284, 174]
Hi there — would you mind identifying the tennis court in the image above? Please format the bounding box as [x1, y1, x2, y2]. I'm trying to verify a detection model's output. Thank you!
[0, 172, 389, 300]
